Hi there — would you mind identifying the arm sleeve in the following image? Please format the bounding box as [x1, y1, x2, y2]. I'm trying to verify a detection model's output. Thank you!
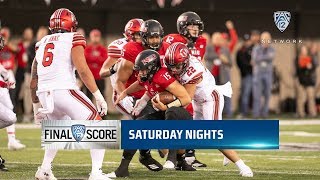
[108, 45, 122, 58]
[72, 33, 86, 49]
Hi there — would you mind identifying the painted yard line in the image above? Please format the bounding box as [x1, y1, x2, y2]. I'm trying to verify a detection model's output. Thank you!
[280, 131, 320, 137]
[6, 162, 320, 175]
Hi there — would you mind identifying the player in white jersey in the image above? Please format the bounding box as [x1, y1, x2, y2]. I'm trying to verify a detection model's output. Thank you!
[30, 8, 109, 180]
[100, 18, 143, 118]
[164, 42, 253, 177]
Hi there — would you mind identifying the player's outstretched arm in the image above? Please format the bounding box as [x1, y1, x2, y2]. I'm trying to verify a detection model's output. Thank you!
[99, 56, 118, 78]
[72, 45, 108, 116]
[114, 59, 134, 94]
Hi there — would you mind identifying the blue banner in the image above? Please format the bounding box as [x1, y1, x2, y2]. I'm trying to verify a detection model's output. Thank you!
[121, 120, 279, 149]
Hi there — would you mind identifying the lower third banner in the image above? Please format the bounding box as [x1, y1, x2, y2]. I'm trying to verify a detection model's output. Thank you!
[121, 120, 279, 149]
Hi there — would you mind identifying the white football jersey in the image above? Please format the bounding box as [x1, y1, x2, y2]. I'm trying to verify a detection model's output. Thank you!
[35, 32, 86, 91]
[107, 38, 128, 88]
[178, 56, 216, 102]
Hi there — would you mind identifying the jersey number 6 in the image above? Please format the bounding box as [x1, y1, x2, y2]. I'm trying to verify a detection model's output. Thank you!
[42, 43, 55, 67]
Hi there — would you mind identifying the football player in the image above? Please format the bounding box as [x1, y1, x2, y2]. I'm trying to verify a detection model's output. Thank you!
[163, 11, 207, 168]
[99, 18, 143, 118]
[0, 35, 16, 172]
[164, 42, 253, 177]
[106, 19, 169, 178]
[30, 8, 109, 180]
[116, 49, 196, 171]
[0, 27, 26, 150]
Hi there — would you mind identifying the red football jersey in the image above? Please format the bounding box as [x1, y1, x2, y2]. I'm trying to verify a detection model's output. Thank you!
[16, 41, 28, 68]
[121, 42, 169, 98]
[163, 34, 206, 61]
[139, 67, 175, 97]
[84, 44, 108, 80]
[0, 45, 15, 70]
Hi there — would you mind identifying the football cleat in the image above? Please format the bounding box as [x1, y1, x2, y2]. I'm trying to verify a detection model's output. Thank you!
[0, 156, 8, 171]
[106, 167, 129, 178]
[175, 160, 196, 171]
[139, 154, 163, 171]
[240, 166, 253, 177]
[89, 169, 112, 180]
[163, 160, 175, 170]
[185, 156, 207, 167]
[35, 166, 57, 180]
[8, 139, 26, 150]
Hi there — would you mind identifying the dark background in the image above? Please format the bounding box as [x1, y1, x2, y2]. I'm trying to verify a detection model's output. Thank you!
[1, 0, 320, 38]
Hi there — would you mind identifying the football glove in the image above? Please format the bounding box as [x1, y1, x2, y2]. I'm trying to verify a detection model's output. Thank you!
[93, 90, 108, 117]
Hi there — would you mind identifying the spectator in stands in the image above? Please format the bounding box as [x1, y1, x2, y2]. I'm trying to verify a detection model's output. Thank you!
[252, 31, 275, 118]
[15, 27, 33, 117]
[84, 29, 108, 101]
[25, 26, 48, 122]
[236, 34, 253, 118]
[203, 32, 218, 71]
[296, 45, 318, 118]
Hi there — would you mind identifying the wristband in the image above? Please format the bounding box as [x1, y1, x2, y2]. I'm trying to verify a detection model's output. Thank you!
[166, 98, 182, 108]
[109, 64, 116, 75]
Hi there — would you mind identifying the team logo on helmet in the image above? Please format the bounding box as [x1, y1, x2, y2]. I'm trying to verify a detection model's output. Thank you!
[274, 11, 291, 32]
[178, 15, 188, 22]
[180, 48, 189, 58]
[71, 124, 86, 143]
[141, 54, 157, 65]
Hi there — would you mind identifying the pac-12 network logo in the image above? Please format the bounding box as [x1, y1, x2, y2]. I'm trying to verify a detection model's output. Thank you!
[71, 124, 86, 142]
[274, 11, 291, 32]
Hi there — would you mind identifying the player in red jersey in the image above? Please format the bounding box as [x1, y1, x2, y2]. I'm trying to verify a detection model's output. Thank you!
[116, 49, 195, 172]
[163, 11, 207, 168]
[106, 19, 169, 178]
[99, 18, 143, 118]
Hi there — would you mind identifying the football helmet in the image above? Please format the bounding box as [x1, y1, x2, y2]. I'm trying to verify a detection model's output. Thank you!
[177, 11, 204, 42]
[140, 19, 164, 51]
[134, 49, 161, 82]
[49, 8, 78, 33]
[124, 18, 144, 41]
[164, 42, 190, 75]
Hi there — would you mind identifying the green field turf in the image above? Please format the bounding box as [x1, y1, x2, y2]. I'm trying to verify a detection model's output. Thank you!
[0, 123, 319, 180]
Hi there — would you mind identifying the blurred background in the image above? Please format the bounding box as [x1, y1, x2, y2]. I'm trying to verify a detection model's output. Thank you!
[2, 0, 320, 120]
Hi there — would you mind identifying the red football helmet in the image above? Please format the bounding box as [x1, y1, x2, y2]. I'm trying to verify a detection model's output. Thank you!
[123, 18, 144, 41]
[49, 8, 78, 33]
[164, 42, 190, 75]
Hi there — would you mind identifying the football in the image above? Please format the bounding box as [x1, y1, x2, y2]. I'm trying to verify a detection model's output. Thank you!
[153, 91, 177, 105]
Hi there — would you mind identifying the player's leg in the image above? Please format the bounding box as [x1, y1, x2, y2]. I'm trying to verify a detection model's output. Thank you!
[164, 107, 196, 171]
[184, 103, 207, 168]
[107, 109, 163, 178]
[205, 90, 253, 177]
[35, 91, 68, 180]
[56, 89, 109, 179]
[0, 88, 26, 150]
[0, 101, 16, 129]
